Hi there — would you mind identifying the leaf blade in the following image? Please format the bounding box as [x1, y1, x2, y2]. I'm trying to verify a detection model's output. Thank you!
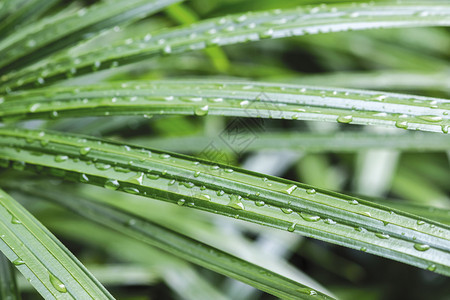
[2, 80, 449, 133]
[2, 1, 450, 91]
[0, 128, 448, 276]
[0, 189, 114, 299]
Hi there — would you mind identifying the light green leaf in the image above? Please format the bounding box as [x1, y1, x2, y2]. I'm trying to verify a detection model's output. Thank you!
[0, 0, 60, 37]
[0, 189, 114, 299]
[0, 128, 448, 276]
[129, 131, 450, 153]
[2, 80, 449, 133]
[2, 2, 450, 91]
[12, 185, 330, 299]
[0, 0, 183, 73]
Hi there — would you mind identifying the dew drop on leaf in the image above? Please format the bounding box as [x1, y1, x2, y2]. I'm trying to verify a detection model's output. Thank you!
[285, 184, 297, 195]
[375, 233, 390, 239]
[287, 222, 296, 232]
[194, 105, 209, 116]
[11, 216, 21, 224]
[49, 273, 67, 293]
[306, 188, 316, 195]
[13, 259, 25, 265]
[104, 179, 120, 190]
[79, 147, 91, 155]
[80, 174, 89, 183]
[228, 194, 245, 210]
[300, 212, 320, 222]
[414, 243, 430, 252]
[54, 155, 68, 162]
[127, 172, 144, 185]
[337, 115, 353, 124]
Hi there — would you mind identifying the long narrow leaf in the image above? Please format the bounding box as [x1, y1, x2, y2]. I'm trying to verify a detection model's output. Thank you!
[12, 185, 331, 300]
[2, 80, 449, 133]
[0, 0, 182, 73]
[1, 2, 450, 91]
[0, 128, 448, 276]
[0, 252, 20, 300]
[0, 0, 60, 37]
[0, 189, 114, 299]
[129, 131, 450, 153]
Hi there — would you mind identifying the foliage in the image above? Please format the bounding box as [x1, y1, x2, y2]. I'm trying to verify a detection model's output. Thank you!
[0, 0, 449, 299]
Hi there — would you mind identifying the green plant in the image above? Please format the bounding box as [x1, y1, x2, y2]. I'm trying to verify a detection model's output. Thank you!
[0, 0, 449, 299]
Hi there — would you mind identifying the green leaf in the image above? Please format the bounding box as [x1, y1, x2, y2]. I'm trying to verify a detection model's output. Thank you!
[287, 71, 450, 94]
[2, 80, 449, 133]
[0, 128, 449, 276]
[0, 0, 183, 73]
[0, 252, 20, 300]
[2, 1, 450, 91]
[130, 131, 450, 153]
[0, 189, 114, 299]
[0, 0, 60, 37]
[12, 185, 331, 300]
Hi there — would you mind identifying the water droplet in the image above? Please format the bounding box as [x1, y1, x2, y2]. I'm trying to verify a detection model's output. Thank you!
[228, 195, 245, 210]
[354, 226, 366, 232]
[49, 273, 67, 293]
[80, 174, 89, 183]
[361, 211, 372, 217]
[297, 287, 317, 296]
[372, 94, 387, 101]
[127, 172, 144, 185]
[337, 115, 353, 124]
[177, 199, 186, 206]
[104, 179, 120, 190]
[194, 171, 201, 177]
[194, 105, 209, 116]
[285, 185, 297, 195]
[196, 194, 211, 201]
[306, 188, 316, 195]
[123, 187, 140, 194]
[146, 173, 160, 180]
[441, 125, 449, 134]
[11, 216, 21, 224]
[54, 155, 68, 162]
[255, 200, 265, 207]
[288, 223, 296, 232]
[281, 207, 293, 214]
[324, 218, 336, 225]
[160, 154, 171, 159]
[414, 243, 430, 251]
[417, 115, 443, 122]
[360, 247, 367, 252]
[300, 212, 320, 222]
[224, 168, 234, 173]
[95, 162, 111, 170]
[375, 233, 390, 239]
[79, 147, 91, 155]
[417, 220, 425, 225]
[26, 39, 36, 48]
[427, 264, 436, 272]
[348, 199, 359, 205]
[163, 45, 172, 54]
[28, 103, 40, 112]
[216, 190, 225, 196]
[180, 181, 195, 189]
[395, 120, 408, 129]
[13, 259, 25, 265]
